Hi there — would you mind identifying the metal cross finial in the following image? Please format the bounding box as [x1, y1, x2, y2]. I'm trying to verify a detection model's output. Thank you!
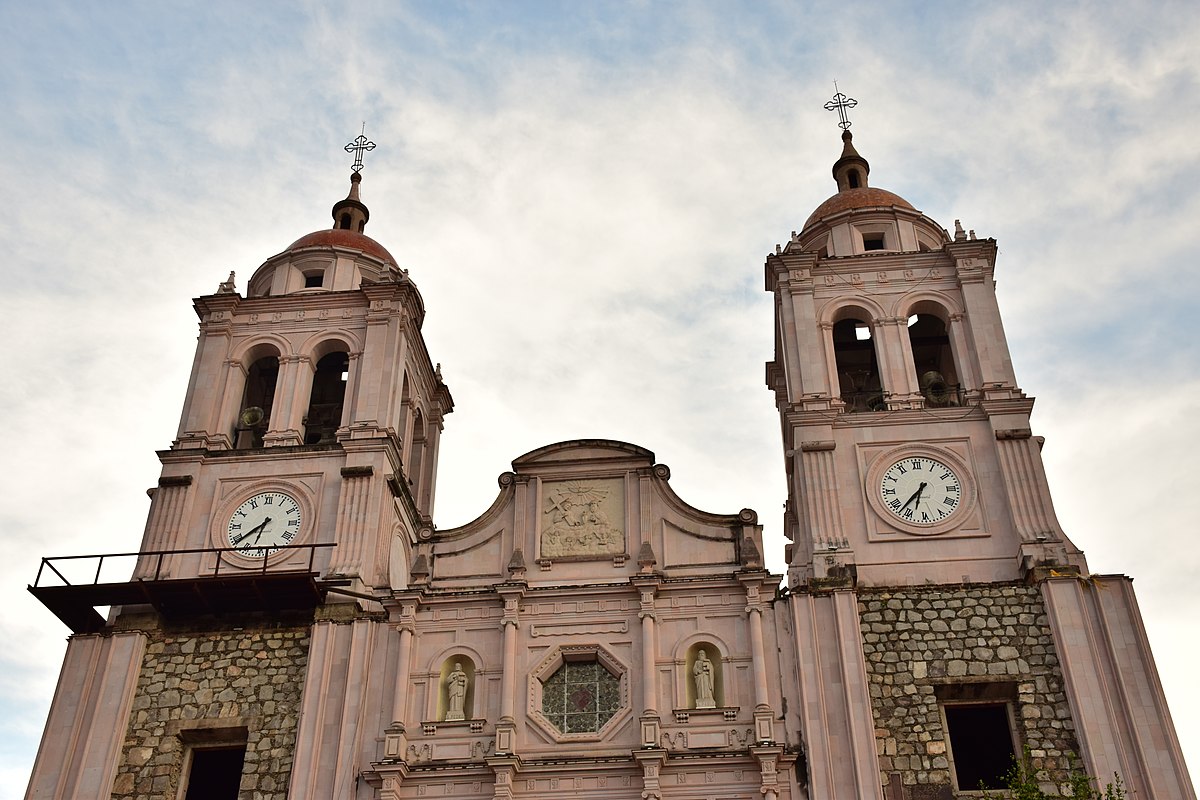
[824, 84, 857, 130]
[345, 123, 376, 174]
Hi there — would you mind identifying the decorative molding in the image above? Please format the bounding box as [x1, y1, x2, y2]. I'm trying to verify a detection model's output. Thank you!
[530, 619, 628, 637]
[157, 475, 193, 488]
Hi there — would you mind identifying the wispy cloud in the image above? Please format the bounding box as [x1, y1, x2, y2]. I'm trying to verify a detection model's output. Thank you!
[2, 2, 1198, 795]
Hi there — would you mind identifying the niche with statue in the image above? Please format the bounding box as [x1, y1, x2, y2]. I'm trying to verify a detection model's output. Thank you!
[437, 656, 476, 722]
[685, 643, 724, 709]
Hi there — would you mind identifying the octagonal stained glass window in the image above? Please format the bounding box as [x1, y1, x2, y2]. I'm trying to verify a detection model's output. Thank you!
[540, 657, 620, 734]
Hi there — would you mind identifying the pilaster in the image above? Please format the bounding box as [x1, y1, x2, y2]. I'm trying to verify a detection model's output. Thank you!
[633, 748, 668, 800]
[494, 582, 526, 756]
[26, 632, 147, 800]
[1042, 575, 1197, 800]
[633, 574, 662, 747]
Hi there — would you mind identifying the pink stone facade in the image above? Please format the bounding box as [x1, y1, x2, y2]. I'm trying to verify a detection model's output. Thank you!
[25, 146, 1196, 800]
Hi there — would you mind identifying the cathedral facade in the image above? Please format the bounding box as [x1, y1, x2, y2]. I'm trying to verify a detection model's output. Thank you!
[24, 128, 1195, 800]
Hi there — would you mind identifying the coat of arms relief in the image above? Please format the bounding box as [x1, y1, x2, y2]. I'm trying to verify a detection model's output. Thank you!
[540, 479, 625, 559]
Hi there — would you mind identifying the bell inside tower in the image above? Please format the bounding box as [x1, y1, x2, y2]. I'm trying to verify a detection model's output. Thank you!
[833, 317, 884, 412]
[304, 351, 349, 444]
[236, 355, 278, 449]
[907, 314, 960, 406]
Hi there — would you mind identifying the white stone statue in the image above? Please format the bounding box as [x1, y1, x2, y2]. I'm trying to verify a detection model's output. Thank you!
[445, 662, 469, 721]
[693, 649, 716, 709]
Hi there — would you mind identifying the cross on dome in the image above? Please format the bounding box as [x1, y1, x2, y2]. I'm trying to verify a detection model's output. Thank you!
[823, 85, 857, 130]
[344, 123, 376, 174]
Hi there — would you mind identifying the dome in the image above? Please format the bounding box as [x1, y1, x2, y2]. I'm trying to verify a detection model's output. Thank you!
[802, 187, 915, 232]
[283, 228, 396, 265]
[790, 129, 948, 256]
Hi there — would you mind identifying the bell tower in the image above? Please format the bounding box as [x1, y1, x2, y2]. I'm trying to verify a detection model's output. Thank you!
[26, 137, 454, 799]
[150, 135, 452, 593]
[765, 114, 1083, 589]
[769, 97, 1194, 800]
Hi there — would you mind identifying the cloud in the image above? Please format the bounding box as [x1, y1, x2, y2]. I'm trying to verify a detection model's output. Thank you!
[2, 2, 1199, 794]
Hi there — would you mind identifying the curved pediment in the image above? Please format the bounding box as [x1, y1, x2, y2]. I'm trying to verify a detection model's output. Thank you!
[512, 439, 655, 472]
[422, 440, 767, 590]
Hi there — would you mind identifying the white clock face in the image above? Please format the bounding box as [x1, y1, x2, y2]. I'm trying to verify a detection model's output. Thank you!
[879, 456, 962, 526]
[227, 491, 303, 557]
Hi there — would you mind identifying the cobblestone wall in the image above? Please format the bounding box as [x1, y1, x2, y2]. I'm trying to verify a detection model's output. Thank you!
[858, 583, 1079, 799]
[110, 620, 310, 800]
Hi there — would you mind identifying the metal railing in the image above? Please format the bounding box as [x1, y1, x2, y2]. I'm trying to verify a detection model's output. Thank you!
[31, 543, 336, 589]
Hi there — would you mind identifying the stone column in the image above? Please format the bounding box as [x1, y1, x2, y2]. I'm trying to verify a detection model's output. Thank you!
[1042, 575, 1195, 799]
[946, 312, 977, 393]
[26, 632, 147, 799]
[213, 357, 247, 449]
[879, 316, 921, 408]
[634, 749, 668, 800]
[742, 577, 775, 743]
[820, 321, 843, 408]
[487, 757, 519, 800]
[134, 475, 193, 579]
[384, 601, 417, 760]
[330, 464, 376, 580]
[954, 254, 1018, 391]
[264, 354, 309, 446]
[634, 577, 661, 747]
[495, 584, 524, 755]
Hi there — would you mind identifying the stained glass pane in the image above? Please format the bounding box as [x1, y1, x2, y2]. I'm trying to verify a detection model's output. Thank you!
[540, 656, 619, 734]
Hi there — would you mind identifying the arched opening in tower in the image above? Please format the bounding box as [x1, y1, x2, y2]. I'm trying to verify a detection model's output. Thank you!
[304, 351, 349, 444]
[833, 318, 884, 412]
[907, 314, 960, 406]
[235, 355, 278, 449]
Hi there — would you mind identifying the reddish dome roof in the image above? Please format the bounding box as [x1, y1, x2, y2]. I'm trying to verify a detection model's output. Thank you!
[284, 228, 395, 264]
[803, 187, 915, 231]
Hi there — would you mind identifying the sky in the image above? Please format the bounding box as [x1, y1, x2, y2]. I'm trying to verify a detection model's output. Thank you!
[1, 0, 1198, 794]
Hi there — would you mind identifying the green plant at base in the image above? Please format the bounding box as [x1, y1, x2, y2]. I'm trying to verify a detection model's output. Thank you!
[979, 750, 1125, 799]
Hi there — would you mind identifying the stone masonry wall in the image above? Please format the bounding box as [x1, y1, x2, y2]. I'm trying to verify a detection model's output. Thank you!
[858, 582, 1079, 799]
[110, 618, 310, 800]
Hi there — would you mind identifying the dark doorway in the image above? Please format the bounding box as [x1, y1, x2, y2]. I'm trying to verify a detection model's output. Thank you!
[945, 703, 1017, 790]
[183, 745, 246, 800]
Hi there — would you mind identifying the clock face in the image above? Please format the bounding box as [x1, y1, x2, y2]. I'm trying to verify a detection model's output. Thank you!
[879, 456, 962, 526]
[227, 491, 303, 557]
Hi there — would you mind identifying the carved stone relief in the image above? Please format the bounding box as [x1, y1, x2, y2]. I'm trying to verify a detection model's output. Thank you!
[539, 479, 625, 559]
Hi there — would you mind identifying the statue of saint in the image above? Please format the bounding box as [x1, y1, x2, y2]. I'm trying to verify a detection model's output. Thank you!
[693, 649, 716, 709]
[445, 662, 469, 721]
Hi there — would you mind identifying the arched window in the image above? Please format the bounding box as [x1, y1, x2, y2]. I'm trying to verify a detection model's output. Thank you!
[303, 351, 349, 445]
[407, 408, 426, 494]
[833, 318, 884, 412]
[339, 212, 352, 230]
[235, 355, 278, 449]
[908, 314, 960, 406]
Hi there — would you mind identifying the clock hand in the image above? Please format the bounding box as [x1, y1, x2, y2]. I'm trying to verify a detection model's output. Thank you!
[900, 483, 927, 512]
[231, 518, 270, 547]
[250, 517, 273, 546]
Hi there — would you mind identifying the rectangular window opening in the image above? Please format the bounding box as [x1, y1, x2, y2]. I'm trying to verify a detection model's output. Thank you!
[862, 234, 886, 251]
[182, 744, 246, 800]
[304, 271, 324, 288]
[944, 703, 1017, 791]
